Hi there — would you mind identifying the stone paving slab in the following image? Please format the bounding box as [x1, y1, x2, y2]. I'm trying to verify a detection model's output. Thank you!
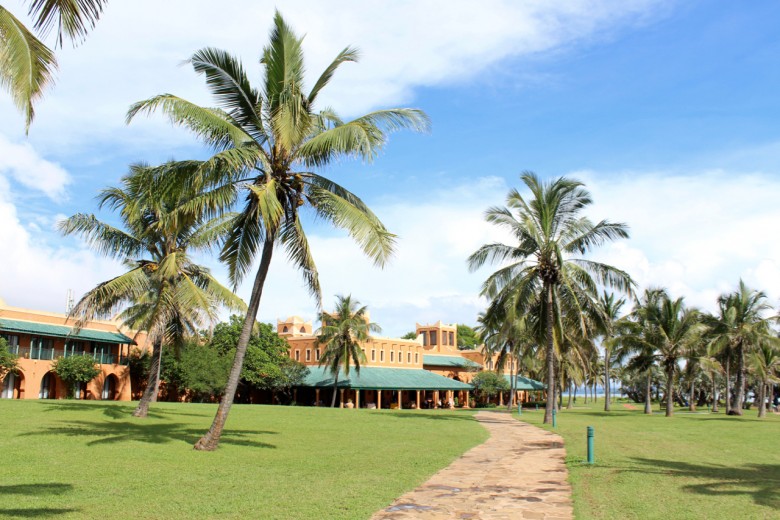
[371, 411, 573, 520]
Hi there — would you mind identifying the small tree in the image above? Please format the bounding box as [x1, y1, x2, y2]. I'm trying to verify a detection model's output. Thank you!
[0, 337, 19, 382]
[471, 371, 510, 404]
[52, 356, 101, 398]
[401, 331, 418, 340]
[179, 344, 232, 402]
[457, 324, 480, 350]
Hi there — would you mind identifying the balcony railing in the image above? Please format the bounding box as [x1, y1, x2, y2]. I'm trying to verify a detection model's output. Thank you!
[9, 345, 126, 365]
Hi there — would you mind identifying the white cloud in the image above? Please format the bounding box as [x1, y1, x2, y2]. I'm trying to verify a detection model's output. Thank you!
[0, 0, 669, 155]
[0, 136, 70, 199]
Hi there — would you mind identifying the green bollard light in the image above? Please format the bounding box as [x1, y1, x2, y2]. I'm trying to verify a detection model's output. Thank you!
[587, 426, 595, 464]
[518, 403, 522, 415]
[552, 408, 557, 428]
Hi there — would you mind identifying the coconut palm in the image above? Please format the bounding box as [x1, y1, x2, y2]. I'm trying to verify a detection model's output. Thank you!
[127, 12, 428, 449]
[1, 0, 105, 130]
[749, 342, 780, 418]
[708, 280, 776, 415]
[316, 295, 377, 407]
[593, 291, 625, 411]
[467, 172, 633, 424]
[59, 162, 244, 417]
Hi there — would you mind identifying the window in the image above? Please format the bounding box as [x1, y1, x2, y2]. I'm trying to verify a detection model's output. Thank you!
[315, 349, 320, 361]
[1, 334, 19, 355]
[371, 349, 376, 361]
[430, 331, 437, 346]
[306, 349, 311, 361]
[300, 326, 306, 333]
[30, 337, 53, 360]
[449, 331, 454, 346]
[390, 351, 394, 362]
[295, 350, 300, 361]
[407, 352, 411, 363]
[398, 351, 402, 363]
[283, 326, 289, 333]
[422, 332, 427, 346]
[380, 350, 385, 362]
[415, 352, 419, 364]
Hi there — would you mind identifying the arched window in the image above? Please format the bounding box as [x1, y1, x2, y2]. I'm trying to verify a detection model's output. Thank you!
[39, 372, 55, 399]
[282, 326, 289, 333]
[2, 373, 16, 399]
[300, 326, 306, 333]
[102, 375, 117, 400]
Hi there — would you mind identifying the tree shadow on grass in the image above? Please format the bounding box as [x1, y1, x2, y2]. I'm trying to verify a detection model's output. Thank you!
[39, 401, 211, 420]
[19, 419, 277, 449]
[626, 458, 780, 510]
[0, 483, 77, 518]
[384, 411, 477, 422]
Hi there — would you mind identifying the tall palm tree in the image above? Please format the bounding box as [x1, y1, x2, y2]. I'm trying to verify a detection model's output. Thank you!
[1, 0, 105, 130]
[708, 281, 776, 415]
[127, 12, 429, 449]
[593, 291, 625, 411]
[59, 162, 244, 417]
[467, 172, 633, 424]
[316, 295, 378, 407]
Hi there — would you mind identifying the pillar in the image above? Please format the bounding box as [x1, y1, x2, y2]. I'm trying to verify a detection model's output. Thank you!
[416, 390, 421, 409]
[464, 391, 470, 409]
[499, 392, 504, 406]
[397, 390, 402, 409]
[356, 389, 360, 409]
[434, 390, 440, 408]
[378, 390, 382, 409]
[315, 389, 320, 406]
[339, 388, 345, 408]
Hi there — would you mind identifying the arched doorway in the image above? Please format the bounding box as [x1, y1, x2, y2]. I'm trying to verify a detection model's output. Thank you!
[39, 372, 57, 399]
[102, 374, 118, 400]
[2, 372, 23, 399]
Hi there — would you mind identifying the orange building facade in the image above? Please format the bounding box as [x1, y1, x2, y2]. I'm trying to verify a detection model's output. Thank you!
[0, 303, 146, 401]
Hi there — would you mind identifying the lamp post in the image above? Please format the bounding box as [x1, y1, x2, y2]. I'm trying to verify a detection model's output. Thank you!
[587, 426, 595, 464]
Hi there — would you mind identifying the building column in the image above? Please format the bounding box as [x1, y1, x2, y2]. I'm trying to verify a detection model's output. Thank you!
[416, 390, 421, 409]
[434, 390, 440, 408]
[499, 392, 504, 406]
[464, 391, 470, 409]
[397, 390, 402, 409]
[339, 388, 345, 408]
[378, 390, 382, 409]
[315, 389, 320, 406]
[356, 389, 360, 409]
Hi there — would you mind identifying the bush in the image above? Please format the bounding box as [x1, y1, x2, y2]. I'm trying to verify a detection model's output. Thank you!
[52, 355, 100, 398]
[470, 371, 510, 403]
[0, 337, 19, 381]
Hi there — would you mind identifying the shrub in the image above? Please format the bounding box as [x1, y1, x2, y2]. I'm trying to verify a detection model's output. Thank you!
[52, 355, 101, 398]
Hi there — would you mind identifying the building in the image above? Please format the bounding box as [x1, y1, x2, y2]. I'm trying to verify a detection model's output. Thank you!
[0, 302, 144, 401]
[280, 316, 482, 409]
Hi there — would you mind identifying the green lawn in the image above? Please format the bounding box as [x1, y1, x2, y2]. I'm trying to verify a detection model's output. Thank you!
[0, 400, 487, 519]
[517, 401, 780, 519]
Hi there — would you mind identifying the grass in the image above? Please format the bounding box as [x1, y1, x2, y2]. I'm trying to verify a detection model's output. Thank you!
[0, 400, 487, 519]
[517, 400, 780, 519]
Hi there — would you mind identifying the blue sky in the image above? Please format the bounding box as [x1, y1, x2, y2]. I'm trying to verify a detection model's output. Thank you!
[1, 1, 778, 336]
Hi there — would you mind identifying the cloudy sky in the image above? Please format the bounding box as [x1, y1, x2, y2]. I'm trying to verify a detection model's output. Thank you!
[1, 0, 778, 336]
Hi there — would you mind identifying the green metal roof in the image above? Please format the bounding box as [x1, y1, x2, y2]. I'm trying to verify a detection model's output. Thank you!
[502, 374, 546, 390]
[301, 366, 473, 391]
[422, 354, 482, 369]
[0, 318, 135, 344]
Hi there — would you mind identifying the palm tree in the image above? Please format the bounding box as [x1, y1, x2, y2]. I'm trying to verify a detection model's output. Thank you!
[1, 0, 105, 130]
[594, 291, 625, 411]
[467, 172, 633, 424]
[59, 162, 244, 417]
[708, 280, 776, 415]
[127, 12, 429, 449]
[750, 342, 780, 418]
[316, 295, 378, 407]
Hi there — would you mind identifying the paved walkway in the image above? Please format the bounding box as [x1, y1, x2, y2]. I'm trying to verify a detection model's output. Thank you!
[371, 411, 573, 520]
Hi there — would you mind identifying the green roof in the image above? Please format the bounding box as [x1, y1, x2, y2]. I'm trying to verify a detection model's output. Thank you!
[0, 318, 135, 344]
[502, 374, 546, 390]
[422, 354, 481, 369]
[301, 366, 473, 391]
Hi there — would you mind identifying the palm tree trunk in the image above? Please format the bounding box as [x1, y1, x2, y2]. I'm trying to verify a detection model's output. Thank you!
[757, 381, 766, 418]
[644, 371, 653, 414]
[604, 347, 611, 411]
[195, 239, 275, 451]
[507, 359, 518, 412]
[566, 380, 573, 409]
[665, 367, 674, 417]
[689, 380, 696, 412]
[543, 281, 555, 424]
[711, 370, 718, 413]
[732, 344, 745, 416]
[132, 341, 162, 418]
[330, 369, 340, 408]
[725, 357, 732, 412]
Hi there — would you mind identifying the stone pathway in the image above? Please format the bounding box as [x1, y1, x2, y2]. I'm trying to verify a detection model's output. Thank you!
[371, 411, 573, 520]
